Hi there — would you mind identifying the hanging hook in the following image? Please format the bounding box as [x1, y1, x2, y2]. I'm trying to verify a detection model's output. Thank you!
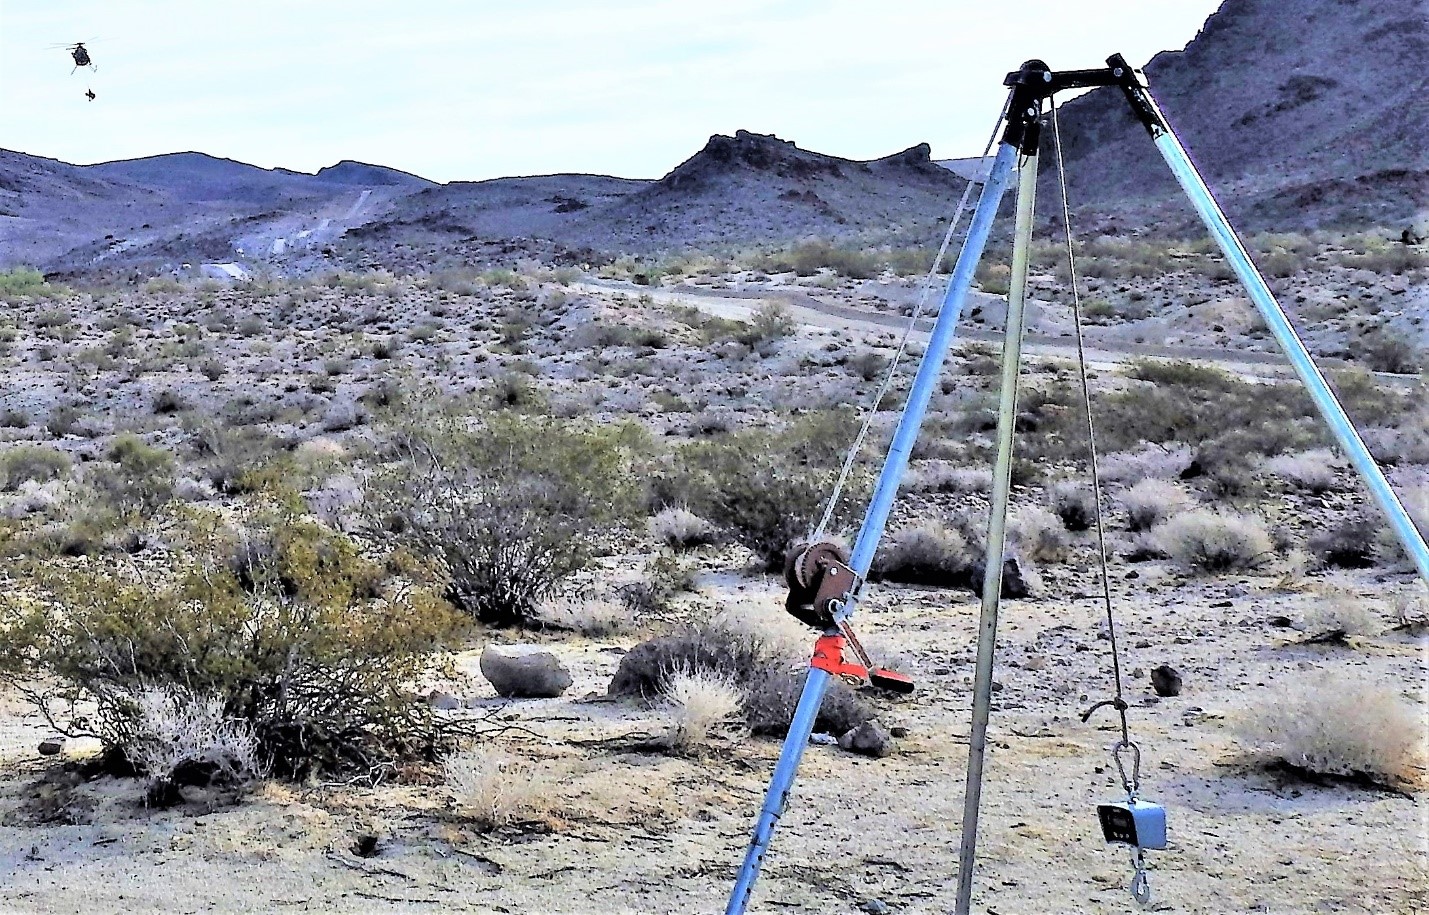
[1129, 849, 1152, 905]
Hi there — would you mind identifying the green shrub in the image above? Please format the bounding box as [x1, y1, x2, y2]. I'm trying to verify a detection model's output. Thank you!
[88, 433, 176, 517]
[0, 267, 65, 301]
[369, 408, 643, 627]
[0, 445, 71, 491]
[656, 412, 868, 570]
[0, 515, 466, 781]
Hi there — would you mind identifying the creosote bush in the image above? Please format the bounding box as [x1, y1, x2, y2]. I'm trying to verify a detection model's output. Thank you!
[369, 403, 643, 627]
[0, 513, 467, 781]
[1153, 508, 1273, 573]
[655, 412, 868, 571]
[0, 445, 71, 491]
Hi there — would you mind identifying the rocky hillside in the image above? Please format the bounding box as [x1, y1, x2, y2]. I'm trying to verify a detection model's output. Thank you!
[343, 131, 969, 270]
[1048, 0, 1429, 231]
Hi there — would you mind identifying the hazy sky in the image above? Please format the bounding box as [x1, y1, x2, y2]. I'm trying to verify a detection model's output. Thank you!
[1, 1, 1224, 183]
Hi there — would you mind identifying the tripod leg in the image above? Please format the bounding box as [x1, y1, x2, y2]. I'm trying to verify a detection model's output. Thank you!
[1149, 127, 1429, 584]
[955, 145, 1041, 915]
[725, 140, 1021, 915]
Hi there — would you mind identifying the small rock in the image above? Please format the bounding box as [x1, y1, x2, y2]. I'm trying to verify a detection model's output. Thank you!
[889, 725, 910, 738]
[859, 900, 890, 915]
[427, 690, 461, 711]
[1268, 615, 1293, 627]
[352, 834, 381, 858]
[37, 739, 64, 756]
[1134, 639, 1151, 649]
[838, 720, 893, 758]
[480, 646, 573, 699]
[1151, 665, 1183, 697]
[1130, 667, 1144, 679]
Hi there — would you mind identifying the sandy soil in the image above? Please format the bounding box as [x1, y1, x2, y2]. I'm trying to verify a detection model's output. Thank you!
[1, 561, 1424, 915]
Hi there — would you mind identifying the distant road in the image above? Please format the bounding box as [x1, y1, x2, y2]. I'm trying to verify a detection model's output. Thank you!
[579, 277, 1423, 389]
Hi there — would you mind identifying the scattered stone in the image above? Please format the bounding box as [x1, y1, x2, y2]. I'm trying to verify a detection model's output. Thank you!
[858, 900, 890, 915]
[427, 690, 461, 711]
[37, 739, 64, 756]
[889, 725, 910, 738]
[1268, 615, 1294, 627]
[839, 720, 893, 758]
[1151, 665, 1183, 697]
[352, 834, 381, 858]
[1130, 667, 1144, 679]
[1134, 639, 1152, 649]
[480, 646, 573, 699]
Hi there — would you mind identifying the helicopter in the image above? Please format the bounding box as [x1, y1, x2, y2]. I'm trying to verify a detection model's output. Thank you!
[68, 42, 95, 72]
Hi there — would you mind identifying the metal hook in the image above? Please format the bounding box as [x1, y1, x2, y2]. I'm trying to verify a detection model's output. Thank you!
[1130, 866, 1152, 906]
[1111, 740, 1142, 799]
[1128, 849, 1152, 906]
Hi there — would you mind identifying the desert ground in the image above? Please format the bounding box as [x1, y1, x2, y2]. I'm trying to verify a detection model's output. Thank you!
[0, 240, 1424, 914]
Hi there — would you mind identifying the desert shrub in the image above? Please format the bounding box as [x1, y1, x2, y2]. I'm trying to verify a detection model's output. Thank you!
[739, 302, 797, 351]
[871, 522, 971, 587]
[659, 666, 744, 750]
[1119, 479, 1192, 532]
[0, 267, 65, 301]
[534, 593, 628, 637]
[1309, 515, 1380, 569]
[0, 515, 466, 780]
[368, 407, 642, 627]
[1049, 482, 1096, 532]
[975, 263, 1011, 296]
[656, 412, 866, 571]
[87, 433, 176, 517]
[46, 404, 82, 437]
[0, 408, 30, 429]
[610, 609, 872, 738]
[151, 389, 190, 415]
[1264, 449, 1339, 493]
[905, 462, 992, 495]
[0, 445, 71, 491]
[128, 687, 265, 805]
[1349, 328, 1423, 375]
[618, 551, 697, 616]
[1237, 677, 1424, 788]
[1153, 509, 1273, 573]
[758, 241, 878, 279]
[1014, 506, 1071, 563]
[1299, 595, 1382, 639]
[1374, 484, 1429, 567]
[444, 746, 553, 830]
[189, 423, 288, 495]
[649, 505, 718, 551]
[845, 350, 887, 382]
[1100, 445, 1192, 484]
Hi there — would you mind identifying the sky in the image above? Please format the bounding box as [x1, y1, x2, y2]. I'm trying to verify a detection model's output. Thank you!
[0, 1, 1225, 184]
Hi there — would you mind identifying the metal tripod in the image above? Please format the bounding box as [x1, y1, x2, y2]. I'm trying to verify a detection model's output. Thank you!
[726, 54, 1429, 915]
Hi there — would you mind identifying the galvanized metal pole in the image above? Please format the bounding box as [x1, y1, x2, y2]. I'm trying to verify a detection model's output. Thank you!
[1122, 86, 1429, 584]
[954, 147, 1040, 915]
[725, 141, 1020, 915]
